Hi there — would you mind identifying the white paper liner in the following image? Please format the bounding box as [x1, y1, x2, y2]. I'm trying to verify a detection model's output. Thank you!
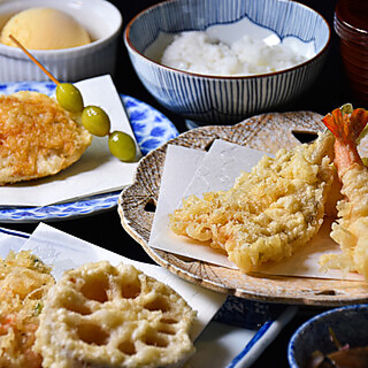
[0, 75, 140, 207]
[149, 140, 364, 282]
[0, 223, 226, 341]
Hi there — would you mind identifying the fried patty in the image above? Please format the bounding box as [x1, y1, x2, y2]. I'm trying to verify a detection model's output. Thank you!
[0, 91, 92, 185]
[170, 131, 335, 273]
[34, 261, 196, 368]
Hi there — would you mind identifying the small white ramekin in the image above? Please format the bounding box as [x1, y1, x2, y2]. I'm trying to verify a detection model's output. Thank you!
[0, 0, 122, 82]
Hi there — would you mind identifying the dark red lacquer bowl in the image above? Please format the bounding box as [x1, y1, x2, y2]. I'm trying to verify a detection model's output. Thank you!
[335, 0, 368, 105]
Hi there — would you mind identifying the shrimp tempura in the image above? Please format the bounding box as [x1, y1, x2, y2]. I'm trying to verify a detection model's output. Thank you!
[170, 131, 335, 273]
[321, 107, 368, 279]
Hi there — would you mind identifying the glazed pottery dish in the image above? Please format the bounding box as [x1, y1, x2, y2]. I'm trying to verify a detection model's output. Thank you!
[0, 0, 122, 82]
[125, 0, 330, 124]
[288, 304, 368, 368]
[118, 111, 368, 306]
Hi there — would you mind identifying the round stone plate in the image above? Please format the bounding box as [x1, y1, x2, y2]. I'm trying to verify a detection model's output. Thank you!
[118, 111, 368, 306]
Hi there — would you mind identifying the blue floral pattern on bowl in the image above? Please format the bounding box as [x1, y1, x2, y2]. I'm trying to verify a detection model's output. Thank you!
[0, 82, 178, 223]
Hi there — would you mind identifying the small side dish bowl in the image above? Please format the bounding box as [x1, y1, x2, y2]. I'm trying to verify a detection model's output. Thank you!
[0, 0, 122, 82]
[288, 304, 368, 368]
[124, 0, 330, 125]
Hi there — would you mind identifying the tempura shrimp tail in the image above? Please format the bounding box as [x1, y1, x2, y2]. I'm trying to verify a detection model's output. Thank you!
[322, 107, 368, 143]
[320, 106, 368, 279]
[322, 107, 368, 178]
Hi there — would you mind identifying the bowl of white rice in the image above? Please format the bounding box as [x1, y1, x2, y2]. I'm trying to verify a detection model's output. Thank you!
[124, 0, 330, 125]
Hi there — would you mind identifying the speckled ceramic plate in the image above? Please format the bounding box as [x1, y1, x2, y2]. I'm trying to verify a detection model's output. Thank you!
[0, 82, 178, 223]
[119, 111, 368, 306]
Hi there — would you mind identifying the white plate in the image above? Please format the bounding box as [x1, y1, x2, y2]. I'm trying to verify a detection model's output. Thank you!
[0, 226, 296, 368]
[0, 82, 178, 223]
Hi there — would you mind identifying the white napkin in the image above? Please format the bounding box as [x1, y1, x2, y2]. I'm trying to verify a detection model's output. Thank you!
[149, 140, 266, 269]
[0, 75, 140, 207]
[0, 228, 28, 256]
[149, 139, 364, 282]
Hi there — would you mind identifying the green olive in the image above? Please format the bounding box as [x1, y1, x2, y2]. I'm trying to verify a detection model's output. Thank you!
[81, 106, 111, 137]
[56, 83, 84, 112]
[108, 131, 136, 162]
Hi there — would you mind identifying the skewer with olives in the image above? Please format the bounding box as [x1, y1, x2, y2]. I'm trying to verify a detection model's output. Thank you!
[56, 83, 137, 162]
[8, 35, 137, 162]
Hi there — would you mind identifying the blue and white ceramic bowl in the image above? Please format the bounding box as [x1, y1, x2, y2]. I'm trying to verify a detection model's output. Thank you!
[125, 0, 330, 125]
[288, 304, 368, 368]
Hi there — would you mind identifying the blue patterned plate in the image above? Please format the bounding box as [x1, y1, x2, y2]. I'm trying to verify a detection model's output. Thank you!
[0, 82, 178, 223]
[0, 227, 297, 368]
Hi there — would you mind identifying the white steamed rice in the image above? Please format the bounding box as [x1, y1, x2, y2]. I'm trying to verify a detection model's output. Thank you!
[160, 31, 309, 76]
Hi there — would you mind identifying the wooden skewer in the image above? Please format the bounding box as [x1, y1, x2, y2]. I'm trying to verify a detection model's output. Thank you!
[9, 34, 60, 85]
